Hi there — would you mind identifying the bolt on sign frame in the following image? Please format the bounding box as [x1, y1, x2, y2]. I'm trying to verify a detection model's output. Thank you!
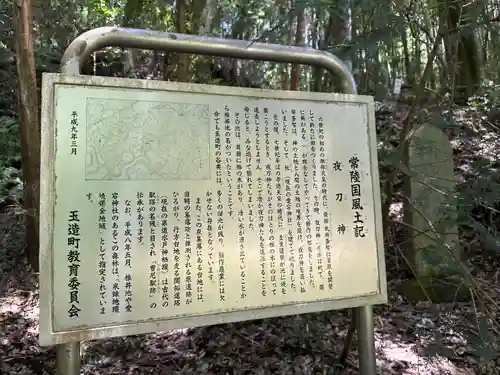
[40, 27, 387, 375]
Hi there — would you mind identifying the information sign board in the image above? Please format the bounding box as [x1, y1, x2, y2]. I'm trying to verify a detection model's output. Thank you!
[40, 73, 387, 346]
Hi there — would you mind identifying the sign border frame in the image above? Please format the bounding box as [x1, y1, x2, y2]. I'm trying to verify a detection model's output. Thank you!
[40, 72, 387, 346]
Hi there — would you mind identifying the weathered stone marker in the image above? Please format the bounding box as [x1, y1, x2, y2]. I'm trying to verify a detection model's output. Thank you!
[403, 124, 464, 301]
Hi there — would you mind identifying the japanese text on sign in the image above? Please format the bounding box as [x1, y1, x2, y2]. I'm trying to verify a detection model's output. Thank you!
[40, 75, 386, 345]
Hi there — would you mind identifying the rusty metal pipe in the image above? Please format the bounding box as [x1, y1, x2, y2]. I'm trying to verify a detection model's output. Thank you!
[60, 27, 356, 95]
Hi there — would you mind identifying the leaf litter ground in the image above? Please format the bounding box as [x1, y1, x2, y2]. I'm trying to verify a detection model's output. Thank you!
[1, 103, 500, 375]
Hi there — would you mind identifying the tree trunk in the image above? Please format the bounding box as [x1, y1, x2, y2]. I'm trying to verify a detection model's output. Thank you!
[199, 0, 217, 35]
[410, 24, 421, 80]
[402, 28, 412, 85]
[175, 0, 189, 82]
[311, 22, 322, 91]
[122, 0, 143, 76]
[439, 0, 482, 103]
[290, 4, 305, 91]
[325, 0, 351, 92]
[12, 0, 40, 272]
[350, 0, 359, 84]
[191, 0, 208, 35]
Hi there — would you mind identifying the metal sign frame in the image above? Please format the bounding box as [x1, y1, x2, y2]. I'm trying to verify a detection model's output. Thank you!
[43, 27, 385, 375]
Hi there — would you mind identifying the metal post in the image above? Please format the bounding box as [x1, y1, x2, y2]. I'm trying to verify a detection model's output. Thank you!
[356, 305, 377, 374]
[57, 27, 377, 374]
[60, 27, 356, 95]
[56, 342, 80, 375]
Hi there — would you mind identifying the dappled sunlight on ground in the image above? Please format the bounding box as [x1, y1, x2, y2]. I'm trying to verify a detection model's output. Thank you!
[376, 332, 475, 375]
[0, 275, 489, 374]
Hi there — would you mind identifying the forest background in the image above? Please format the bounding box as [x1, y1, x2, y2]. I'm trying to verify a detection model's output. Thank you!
[2, 0, 500, 373]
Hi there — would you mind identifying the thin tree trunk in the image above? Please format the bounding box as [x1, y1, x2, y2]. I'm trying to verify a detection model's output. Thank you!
[402, 28, 412, 85]
[199, 0, 218, 35]
[290, 5, 305, 91]
[350, 0, 359, 84]
[311, 10, 322, 92]
[176, 0, 189, 82]
[12, 0, 40, 271]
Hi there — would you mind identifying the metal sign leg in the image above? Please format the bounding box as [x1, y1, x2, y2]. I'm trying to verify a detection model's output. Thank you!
[56, 342, 80, 375]
[356, 305, 377, 375]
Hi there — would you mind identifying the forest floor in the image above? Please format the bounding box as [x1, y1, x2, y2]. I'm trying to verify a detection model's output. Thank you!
[1, 101, 500, 375]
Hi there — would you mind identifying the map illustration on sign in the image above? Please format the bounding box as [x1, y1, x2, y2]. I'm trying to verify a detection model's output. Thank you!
[85, 99, 211, 180]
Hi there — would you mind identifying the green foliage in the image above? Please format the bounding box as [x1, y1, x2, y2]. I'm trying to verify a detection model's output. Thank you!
[2, 0, 500, 370]
[468, 82, 500, 111]
[0, 116, 20, 163]
[0, 116, 22, 197]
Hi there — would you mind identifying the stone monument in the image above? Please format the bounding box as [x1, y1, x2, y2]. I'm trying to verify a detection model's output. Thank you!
[402, 124, 466, 301]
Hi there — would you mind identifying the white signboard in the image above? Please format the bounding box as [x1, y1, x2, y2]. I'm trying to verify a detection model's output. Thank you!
[39, 73, 387, 346]
[393, 78, 402, 95]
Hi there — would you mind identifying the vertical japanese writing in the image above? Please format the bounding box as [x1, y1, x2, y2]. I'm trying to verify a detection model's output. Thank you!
[216, 189, 224, 246]
[206, 191, 214, 282]
[291, 109, 297, 135]
[124, 198, 133, 312]
[218, 249, 226, 302]
[273, 112, 279, 133]
[52, 98, 382, 330]
[217, 129, 226, 301]
[148, 192, 158, 308]
[97, 193, 107, 314]
[263, 107, 270, 158]
[136, 192, 144, 244]
[244, 106, 250, 132]
[195, 197, 204, 302]
[285, 176, 296, 291]
[215, 110, 222, 184]
[67, 210, 81, 318]
[266, 162, 277, 296]
[172, 192, 181, 307]
[160, 195, 169, 307]
[224, 106, 234, 217]
[318, 117, 333, 290]
[124, 199, 132, 215]
[282, 109, 289, 136]
[254, 107, 262, 171]
[124, 200, 132, 268]
[300, 109, 307, 140]
[332, 160, 347, 238]
[234, 111, 241, 140]
[283, 140, 290, 165]
[111, 193, 120, 314]
[98, 193, 107, 230]
[245, 138, 254, 229]
[257, 175, 266, 296]
[235, 144, 243, 203]
[275, 140, 284, 229]
[124, 274, 132, 312]
[173, 191, 179, 220]
[246, 107, 255, 231]
[184, 191, 193, 305]
[307, 110, 317, 287]
[70, 111, 78, 155]
[278, 233, 286, 295]
[350, 156, 366, 238]
[238, 209, 247, 299]
[98, 237, 106, 314]
[298, 109, 306, 293]
[275, 128, 286, 295]
[235, 106, 247, 300]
